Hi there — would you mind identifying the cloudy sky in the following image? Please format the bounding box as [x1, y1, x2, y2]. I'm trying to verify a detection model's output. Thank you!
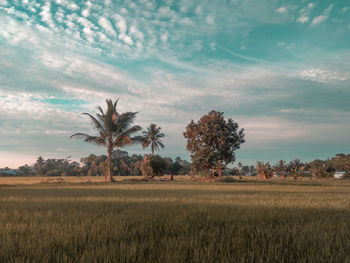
[1, 0, 350, 168]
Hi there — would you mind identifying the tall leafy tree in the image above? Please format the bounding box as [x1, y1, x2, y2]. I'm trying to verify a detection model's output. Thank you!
[142, 123, 165, 155]
[183, 110, 245, 177]
[71, 99, 142, 182]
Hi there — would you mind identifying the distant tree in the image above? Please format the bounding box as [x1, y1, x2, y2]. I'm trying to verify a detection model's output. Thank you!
[309, 160, 328, 178]
[183, 110, 245, 178]
[71, 99, 142, 182]
[142, 123, 165, 155]
[33, 156, 45, 176]
[289, 159, 305, 180]
[17, 165, 33, 176]
[275, 160, 287, 179]
[256, 162, 273, 180]
[150, 155, 167, 176]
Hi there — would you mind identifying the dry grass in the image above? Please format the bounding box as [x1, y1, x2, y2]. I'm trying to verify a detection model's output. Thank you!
[0, 178, 349, 262]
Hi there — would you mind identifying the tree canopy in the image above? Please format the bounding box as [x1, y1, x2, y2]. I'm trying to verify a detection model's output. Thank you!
[183, 110, 245, 177]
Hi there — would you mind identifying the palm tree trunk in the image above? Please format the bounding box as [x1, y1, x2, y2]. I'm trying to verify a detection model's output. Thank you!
[107, 143, 115, 182]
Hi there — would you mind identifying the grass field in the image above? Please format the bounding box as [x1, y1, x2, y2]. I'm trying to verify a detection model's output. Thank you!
[0, 177, 349, 262]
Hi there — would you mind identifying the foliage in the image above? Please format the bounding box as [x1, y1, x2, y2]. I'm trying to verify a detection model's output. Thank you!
[71, 99, 142, 182]
[289, 159, 305, 180]
[142, 123, 165, 155]
[256, 161, 274, 180]
[140, 156, 153, 179]
[309, 160, 328, 178]
[275, 160, 287, 179]
[183, 110, 245, 177]
[149, 155, 168, 176]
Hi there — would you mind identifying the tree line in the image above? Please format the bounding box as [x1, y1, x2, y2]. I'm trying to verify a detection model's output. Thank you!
[1, 98, 349, 179]
[5, 153, 190, 177]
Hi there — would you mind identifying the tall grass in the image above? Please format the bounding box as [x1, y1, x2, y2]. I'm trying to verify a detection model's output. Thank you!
[0, 180, 349, 262]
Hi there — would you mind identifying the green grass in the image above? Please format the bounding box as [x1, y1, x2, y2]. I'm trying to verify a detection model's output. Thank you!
[0, 179, 349, 262]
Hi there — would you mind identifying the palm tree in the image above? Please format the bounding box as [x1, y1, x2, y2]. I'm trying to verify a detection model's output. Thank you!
[71, 99, 142, 182]
[142, 123, 165, 155]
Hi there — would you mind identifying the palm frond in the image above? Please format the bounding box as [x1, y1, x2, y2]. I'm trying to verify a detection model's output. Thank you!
[113, 125, 142, 147]
[96, 106, 104, 116]
[115, 112, 138, 134]
[113, 99, 119, 111]
[70, 133, 106, 146]
[156, 133, 165, 139]
[82, 113, 107, 135]
[158, 141, 165, 148]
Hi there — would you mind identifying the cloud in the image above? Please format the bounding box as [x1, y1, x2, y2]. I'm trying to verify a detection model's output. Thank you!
[40, 2, 55, 29]
[298, 68, 349, 83]
[113, 13, 127, 34]
[276, 7, 287, 14]
[311, 4, 333, 26]
[297, 16, 309, 23]
[308, 3, 315, 9]
[98, 17, 116, 37]
[205, 14, 215, 25]
[129, 24, 144, 40]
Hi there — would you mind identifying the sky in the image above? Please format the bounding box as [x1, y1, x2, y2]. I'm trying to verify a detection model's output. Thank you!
[0, 0, 350, 168]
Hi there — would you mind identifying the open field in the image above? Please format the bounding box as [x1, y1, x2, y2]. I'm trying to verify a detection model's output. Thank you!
[0, 178, 349, 262]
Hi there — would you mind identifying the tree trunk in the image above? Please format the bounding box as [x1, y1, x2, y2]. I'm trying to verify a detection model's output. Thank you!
[107, 144, 115, 182]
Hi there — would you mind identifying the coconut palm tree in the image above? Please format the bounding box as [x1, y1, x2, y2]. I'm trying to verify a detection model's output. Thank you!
[71, 99, 142, 182]
[142, 123, 165, 155]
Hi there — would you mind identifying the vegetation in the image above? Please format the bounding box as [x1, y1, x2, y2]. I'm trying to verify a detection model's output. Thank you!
[71, 99, 143, 182]
[0, 180, 349, 262]
[142, 123, 165, 155]
[1, 152, 191, 178]
[184, 110, 245, 178]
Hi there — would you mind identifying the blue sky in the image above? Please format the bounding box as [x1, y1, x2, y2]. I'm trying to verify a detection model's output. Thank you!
[0, 0, 350, 168]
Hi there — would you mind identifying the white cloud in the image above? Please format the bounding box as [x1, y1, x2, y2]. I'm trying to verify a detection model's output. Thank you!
[120, 7, 128, 14]
[55, 8, 65, 23]
[205, 14, 215, 25]
[160, 33, 168, 42]
[311, 4, 333, 26]
[129, 24, 144, 40]
[276, 7, 287, 14]
[98, 17, 116, 37]
[113, 14, 127, 34]
[297, 16, 309, 23]
[308, 3, 315, 9]
[82, 9, 89, 17]
[67, 2, 79, 11]
[298, 68, 348, 83]
[194, 6, 202, 15]
[119, 34, 133, 45]
[82, 27, 95, 43]
[40, 2, 55, 29]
